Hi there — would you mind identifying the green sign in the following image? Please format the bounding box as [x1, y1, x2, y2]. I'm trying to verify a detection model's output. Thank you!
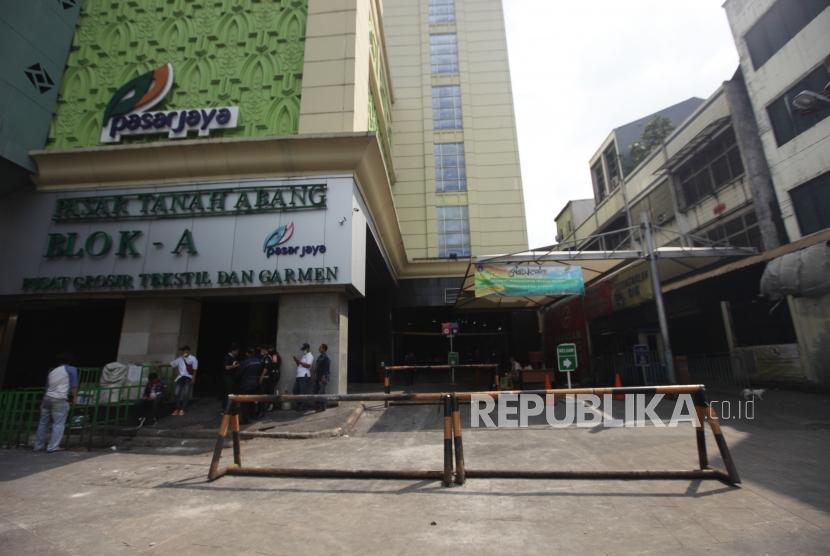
[52, 184, 327, 223]
[557, 343, 577, 372]
[448, 352, 460, 366]
[475, 263, 585, 298]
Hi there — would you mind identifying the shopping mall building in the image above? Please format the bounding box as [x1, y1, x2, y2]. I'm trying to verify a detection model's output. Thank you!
[0, 0, 530, 393]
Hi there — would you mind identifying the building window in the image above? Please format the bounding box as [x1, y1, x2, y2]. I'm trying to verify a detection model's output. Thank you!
[437, 206, 470, 257]
[791, 170, 830, 235]
[744, 0, 828, 70]
[766, 62, 830, 147]
[434, 142, 467, 192]
[603, 143, 620, 186]
[429, 0, 456, 24]
[702, 210, 762, 249]
[675, 127, 744, 209]
[592, 161, 606, 203]
[432, 85, 463, 129]
[430, 33, 459, 74]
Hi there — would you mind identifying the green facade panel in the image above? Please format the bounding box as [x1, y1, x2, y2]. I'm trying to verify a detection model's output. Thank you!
[48, 0, 308, 149]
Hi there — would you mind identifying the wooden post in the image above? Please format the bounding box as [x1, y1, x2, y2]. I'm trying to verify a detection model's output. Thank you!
[207, 413, 231, 481]
[231, 402, 242, 467]
[442, 394, 454, 487]
[694, 405, 709, 470]
[706, 404, 741, 484]
[451, 395, 465, 485]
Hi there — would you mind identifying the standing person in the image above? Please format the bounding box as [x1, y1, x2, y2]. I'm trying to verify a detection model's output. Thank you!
[313, 344, 331, 412]
[237, 348, 264, 423]
[259, 346, 281, 411]
[34, 354, 78, 452]
[170, 346, 198, 416]
[221, 343, 241, 412]
[292, 343, 313, 411]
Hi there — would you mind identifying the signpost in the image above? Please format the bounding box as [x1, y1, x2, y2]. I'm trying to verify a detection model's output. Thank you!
[442, 322, 460, 383]
[633, 344, 650, 385]
[556, 342, 577, 389]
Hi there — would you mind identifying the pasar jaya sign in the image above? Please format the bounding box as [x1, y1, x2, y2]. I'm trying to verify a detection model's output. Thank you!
[99, 63, 239, 144]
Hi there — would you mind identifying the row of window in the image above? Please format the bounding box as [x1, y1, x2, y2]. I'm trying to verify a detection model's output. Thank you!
[429, 3, 468, 256]
[702, 210, 763, 250]
[791, 169, 830, 236]
[767, 61, 830, 147]
[744, 0, 827, 70]
[675, 127, 745, 208]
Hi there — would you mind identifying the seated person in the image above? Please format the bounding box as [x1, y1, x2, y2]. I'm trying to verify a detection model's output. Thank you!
[137, 372, 165, 426]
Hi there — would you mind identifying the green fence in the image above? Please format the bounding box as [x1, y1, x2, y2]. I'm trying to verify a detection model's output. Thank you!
[0, 365, 175, 448]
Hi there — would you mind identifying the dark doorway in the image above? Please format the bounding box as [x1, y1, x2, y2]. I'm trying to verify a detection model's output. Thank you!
[196, 297, 278, 396]
[4, 300, 125, 389]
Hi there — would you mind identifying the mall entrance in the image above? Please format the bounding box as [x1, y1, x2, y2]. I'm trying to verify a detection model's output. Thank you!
[195, 296, 278, 397]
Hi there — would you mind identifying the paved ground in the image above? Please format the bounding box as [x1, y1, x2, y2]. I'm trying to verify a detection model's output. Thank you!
[1, 388, 829, 554]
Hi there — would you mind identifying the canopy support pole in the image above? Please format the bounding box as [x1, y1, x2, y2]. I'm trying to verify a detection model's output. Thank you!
[642, 212, 676, 384]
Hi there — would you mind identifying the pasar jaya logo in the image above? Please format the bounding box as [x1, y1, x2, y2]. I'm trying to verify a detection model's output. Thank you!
[263, 223, 326, 258]
[100, 63, 239, 143]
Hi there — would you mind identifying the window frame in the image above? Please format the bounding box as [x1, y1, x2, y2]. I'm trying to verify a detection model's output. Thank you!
[430, 33, 459, 74]
[434, 142, 467, 193]
[437, 205, 471, 258]
[428, 0, 456, 25]
[432, 85, 463, 129]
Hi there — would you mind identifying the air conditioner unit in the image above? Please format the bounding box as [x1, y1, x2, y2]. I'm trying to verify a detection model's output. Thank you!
[656, 213, 666, 224]
[444, 288, 459, 305]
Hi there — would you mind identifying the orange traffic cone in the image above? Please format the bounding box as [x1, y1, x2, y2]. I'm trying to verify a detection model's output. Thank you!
[613, 372, 624, 401]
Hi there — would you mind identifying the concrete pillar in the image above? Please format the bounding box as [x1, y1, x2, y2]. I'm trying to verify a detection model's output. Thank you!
[723, 73, 787, 250]
[787, 294, 830, 384]
[277, 292, 349, 395]
[116, 298, 202, 365]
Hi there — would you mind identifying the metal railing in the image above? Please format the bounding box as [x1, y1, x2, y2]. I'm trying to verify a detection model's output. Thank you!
[0, 364, 176, 448]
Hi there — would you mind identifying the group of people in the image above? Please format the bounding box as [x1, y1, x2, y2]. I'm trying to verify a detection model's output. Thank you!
[31, 341, 333, 451]
[221, 343, 281, 422]
[290, 342, 331, 412]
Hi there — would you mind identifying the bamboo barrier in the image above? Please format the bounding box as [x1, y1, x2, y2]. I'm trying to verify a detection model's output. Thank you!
[206, 385, 740, 487]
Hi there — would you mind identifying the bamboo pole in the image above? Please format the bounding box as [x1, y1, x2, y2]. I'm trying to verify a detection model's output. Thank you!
[442, 394, 454, 487]
[451, 395, 465, 485]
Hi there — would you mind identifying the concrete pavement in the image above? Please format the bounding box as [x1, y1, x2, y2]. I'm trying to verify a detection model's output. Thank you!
[1, 389, 829, 554]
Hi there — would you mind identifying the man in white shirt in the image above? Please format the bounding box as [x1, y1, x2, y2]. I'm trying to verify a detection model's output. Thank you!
[292, 343, 313, 410]
[170, 345, 198, 416]
[34, 354, 79, 452]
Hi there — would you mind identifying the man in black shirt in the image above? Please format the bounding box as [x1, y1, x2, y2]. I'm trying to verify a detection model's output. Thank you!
[238, 348, 265, 423]
[221, 343, 240, 412]
[313, 344, 331, 412]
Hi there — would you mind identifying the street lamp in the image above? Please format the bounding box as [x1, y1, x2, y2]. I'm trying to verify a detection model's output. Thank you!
[792, 89, 830, 112]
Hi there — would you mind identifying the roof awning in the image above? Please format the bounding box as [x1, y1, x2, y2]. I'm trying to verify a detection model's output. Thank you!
[655, 116, 731, 173]
[454, 242, 754, 310]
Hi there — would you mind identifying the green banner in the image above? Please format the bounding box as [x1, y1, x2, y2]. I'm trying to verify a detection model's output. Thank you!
[474, 263, 585, 298]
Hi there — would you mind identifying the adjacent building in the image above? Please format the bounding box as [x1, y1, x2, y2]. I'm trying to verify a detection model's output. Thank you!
[548, 0, 830, 386]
